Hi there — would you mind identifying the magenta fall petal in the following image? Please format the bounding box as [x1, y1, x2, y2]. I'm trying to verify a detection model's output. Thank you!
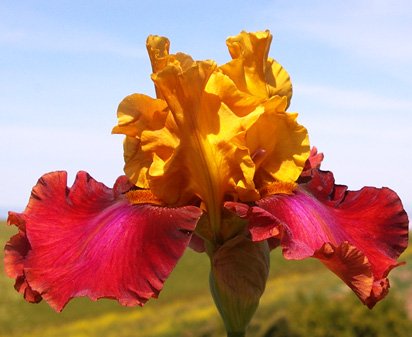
[228, 169, 408, 308]
[5, 171, 202, 311]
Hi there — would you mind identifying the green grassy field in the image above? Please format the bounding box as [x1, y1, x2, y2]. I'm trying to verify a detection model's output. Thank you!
[1, 221, 411, 337]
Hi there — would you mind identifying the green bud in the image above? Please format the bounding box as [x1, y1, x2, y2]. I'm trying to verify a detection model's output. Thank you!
[209, 234, 270, 336]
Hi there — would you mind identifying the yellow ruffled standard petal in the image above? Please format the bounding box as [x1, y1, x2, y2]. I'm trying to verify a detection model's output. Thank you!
[112, 93, 180, 190]
[146, 35, 170, 73]
[146, 35, 170, 99]
[220, 30, 293, 108]
[113, 32, 311, 231]
[151, 57, 265, 229]
[245, 96, 310, 189]
[147, 35, 195, 99]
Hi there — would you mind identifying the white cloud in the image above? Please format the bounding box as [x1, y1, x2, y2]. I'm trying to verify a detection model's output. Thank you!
[265, 0, 412, 66]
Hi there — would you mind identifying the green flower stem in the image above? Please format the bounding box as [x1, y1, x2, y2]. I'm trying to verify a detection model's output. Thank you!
[227, 332, 246, 337]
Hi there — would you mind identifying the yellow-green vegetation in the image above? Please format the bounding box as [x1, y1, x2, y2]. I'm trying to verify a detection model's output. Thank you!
[1, 222, 411, 337]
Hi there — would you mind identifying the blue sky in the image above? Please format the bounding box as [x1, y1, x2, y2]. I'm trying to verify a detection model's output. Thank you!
[1, 0, 411, 218]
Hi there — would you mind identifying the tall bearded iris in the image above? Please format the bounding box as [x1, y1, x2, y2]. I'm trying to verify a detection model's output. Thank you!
[5, 31, 409, 337]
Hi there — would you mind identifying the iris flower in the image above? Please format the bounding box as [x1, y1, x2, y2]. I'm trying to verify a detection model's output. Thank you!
[5, 31, 409, 337]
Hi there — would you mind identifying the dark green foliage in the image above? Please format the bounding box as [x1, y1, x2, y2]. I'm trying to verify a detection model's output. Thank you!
[259, 291, 412, 337]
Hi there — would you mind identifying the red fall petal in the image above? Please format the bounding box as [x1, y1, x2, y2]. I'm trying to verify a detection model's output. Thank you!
[300, 146, 324, 178]
[188, 233, 206, 253]
[248, 169, 408, 307]
[5, 171, 202, 311]
[4, 219, 43, 303]
[224, 201, 281, 250]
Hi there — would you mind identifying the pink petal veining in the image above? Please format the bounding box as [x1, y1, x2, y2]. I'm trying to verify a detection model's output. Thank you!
[241, 169, 408, 307]
[5, 171, 202, 311]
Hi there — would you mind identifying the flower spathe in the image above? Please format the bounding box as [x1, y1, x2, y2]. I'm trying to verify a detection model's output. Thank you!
[4, 30, 409, 335]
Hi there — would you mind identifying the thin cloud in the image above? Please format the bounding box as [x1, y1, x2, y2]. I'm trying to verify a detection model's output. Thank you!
[263, 0, 412, 65]
[0, 124, 124, 210]
[0, 29, 145, 58]
[294, 83, 412, 112]
[0, 5, 145, 58]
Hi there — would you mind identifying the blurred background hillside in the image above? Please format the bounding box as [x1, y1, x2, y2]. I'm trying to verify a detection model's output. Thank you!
[1, 222, 411, 337]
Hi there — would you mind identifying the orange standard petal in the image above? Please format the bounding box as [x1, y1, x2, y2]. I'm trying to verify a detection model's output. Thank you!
[113, 32, 310, 234]
[112, 93, 179, 190]
[246, 97, 310, 189]
[220, 30, 293, 108]
[151, 58, 263, 231]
